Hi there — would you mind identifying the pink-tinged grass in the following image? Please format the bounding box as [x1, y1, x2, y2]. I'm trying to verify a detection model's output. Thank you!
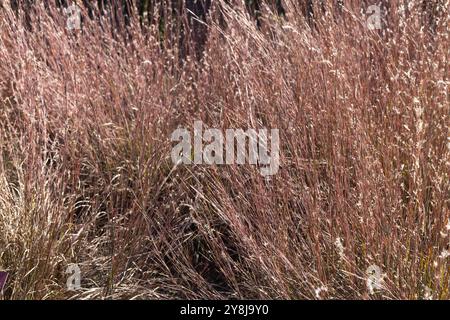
[0, 1, 448, 299]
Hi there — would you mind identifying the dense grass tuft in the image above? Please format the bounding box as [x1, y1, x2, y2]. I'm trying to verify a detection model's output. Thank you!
[0, 0, 448, 299]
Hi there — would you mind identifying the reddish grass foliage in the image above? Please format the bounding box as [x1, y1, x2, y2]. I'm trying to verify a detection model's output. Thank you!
[0, 0, 448, 299]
